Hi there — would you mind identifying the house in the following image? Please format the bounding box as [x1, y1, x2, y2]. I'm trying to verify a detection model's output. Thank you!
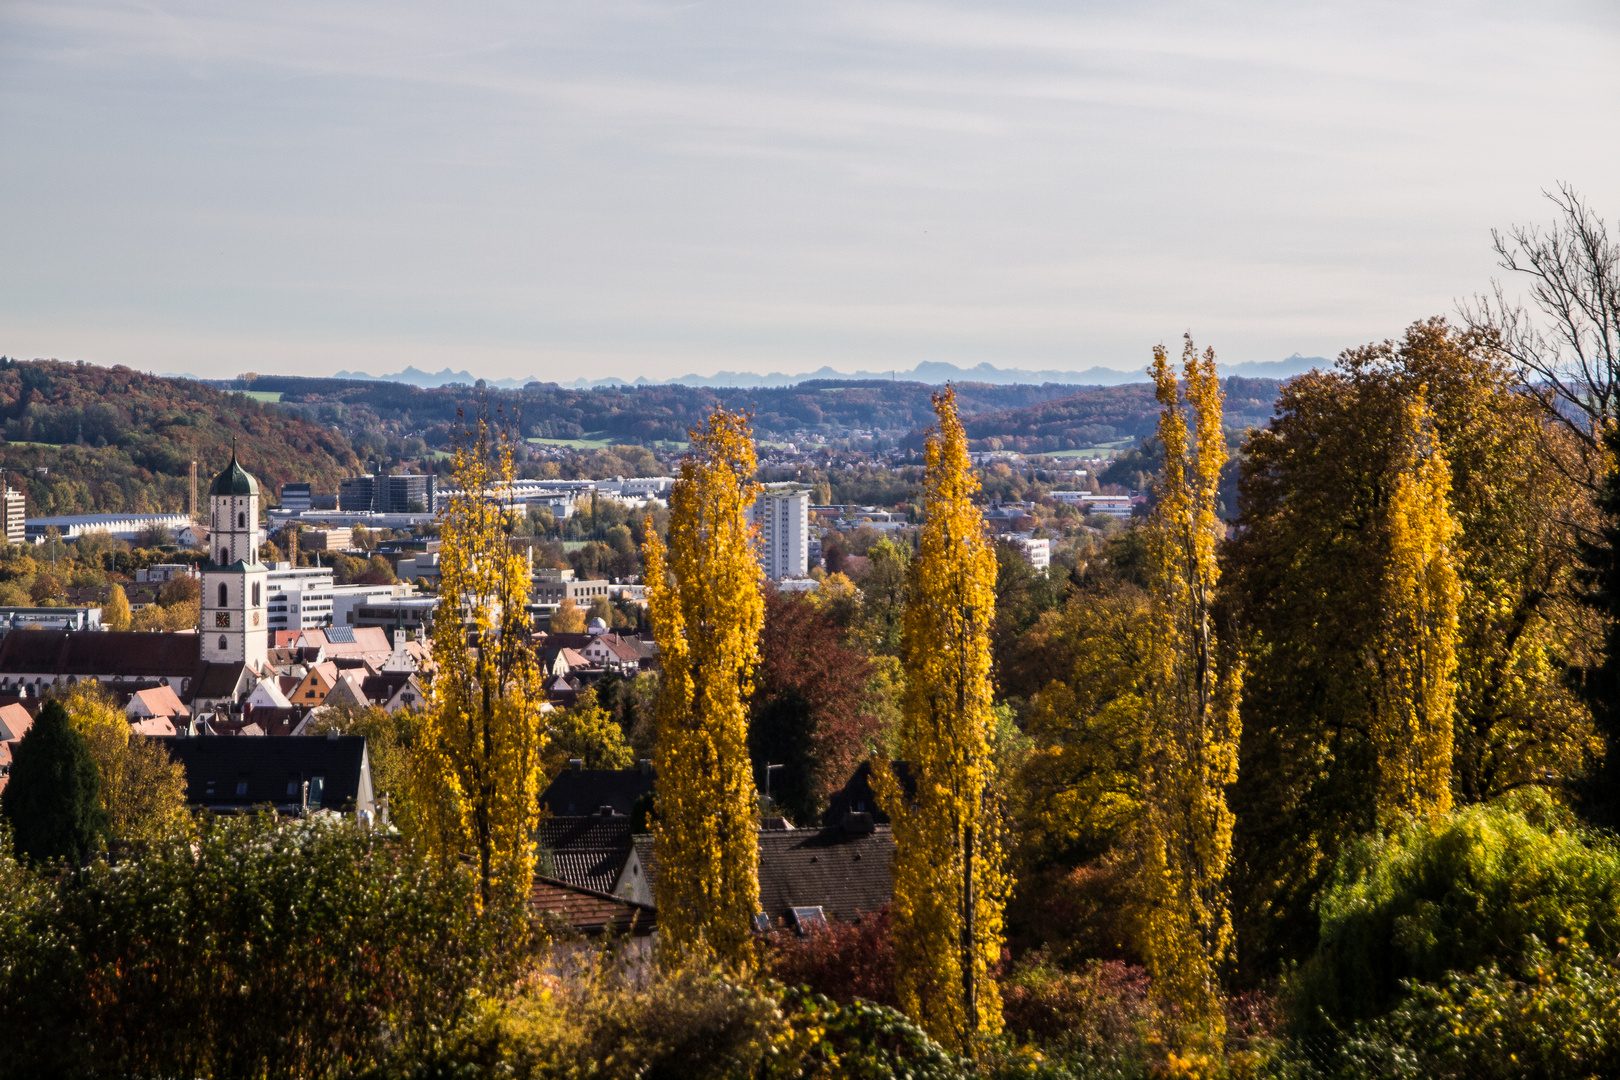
[821, 760, 914, 826]
[530, 876, 656, 938]
[289, 661, 340, 707]
[0, 700, 37, 797]
[613, 820, 896, 928]
[129, 715, 178, 737]
[541, 812, 637, 893]
[322, 670, 425, 713]
[541, 763, 656, 818]
[245, 676, 295, 710]
[155, 734, 376, 820]
[126, 685, 191, 725]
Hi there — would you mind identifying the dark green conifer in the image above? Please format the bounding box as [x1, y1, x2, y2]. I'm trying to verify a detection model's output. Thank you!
[1572, 423, 1620, 827]
[0, 700, 108, 865]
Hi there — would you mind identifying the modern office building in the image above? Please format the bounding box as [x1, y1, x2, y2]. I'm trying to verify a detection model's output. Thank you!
[339, 472, 436, 514]
[747, 487, 810, 580]
[279, 482, 313, 512]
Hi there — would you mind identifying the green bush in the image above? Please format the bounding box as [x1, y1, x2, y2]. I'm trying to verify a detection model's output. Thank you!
[1333, 938, 1620, 1079]
[0, 812, 500, 1079]
[1288, 792, 1620, 1038]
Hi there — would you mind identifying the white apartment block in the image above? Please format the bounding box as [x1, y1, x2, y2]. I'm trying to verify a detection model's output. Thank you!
[748, 487, 810, 580]
[999, 533, 1051, 575]
[265, 564, 335, 632]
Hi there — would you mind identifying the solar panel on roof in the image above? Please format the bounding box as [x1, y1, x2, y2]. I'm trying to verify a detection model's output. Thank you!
[325, 627, 356, 644]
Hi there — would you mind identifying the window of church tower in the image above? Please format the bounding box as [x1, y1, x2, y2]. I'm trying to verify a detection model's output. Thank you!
[219, 583, 228, 607]
[252, 582, 261, 605]
[218, 636, 227, 651]
[238, 512, 246, 528]
[219, 548, 228, 564]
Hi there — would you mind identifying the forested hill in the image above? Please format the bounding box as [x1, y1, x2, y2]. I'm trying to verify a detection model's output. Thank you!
[915, 377, 1286, 454]
[0, 359, 359, 517]
[221, 374, 1101, 447]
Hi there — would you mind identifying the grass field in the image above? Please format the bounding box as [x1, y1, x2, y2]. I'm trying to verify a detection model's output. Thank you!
[526, 435, 615, 449]
[243, 391, 284, 403]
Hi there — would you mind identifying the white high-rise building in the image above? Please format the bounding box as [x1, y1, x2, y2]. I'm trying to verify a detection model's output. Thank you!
[201, 449, 269, 670]
[748, 487, 810, 579]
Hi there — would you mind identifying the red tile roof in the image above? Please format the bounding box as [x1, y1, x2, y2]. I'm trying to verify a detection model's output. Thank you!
[529, 876, 656, 936]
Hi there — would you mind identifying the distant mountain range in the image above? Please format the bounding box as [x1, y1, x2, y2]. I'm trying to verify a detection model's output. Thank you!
[321, 356, 1330, 390]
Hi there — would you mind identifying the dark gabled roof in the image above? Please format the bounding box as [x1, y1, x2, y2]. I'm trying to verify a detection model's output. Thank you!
[192, 661, 248, 701]
[540, 814, 635, 893]
[210, 449, 260, 497]
[0, 630, 201, 680]
[530, 876, 656, 936]
[541, 767, 654, 817]
[154, 735, 368, 814]
[756, 826, 895, 924]
[822, 760, 914, 826]
[629, 825, 895, 925]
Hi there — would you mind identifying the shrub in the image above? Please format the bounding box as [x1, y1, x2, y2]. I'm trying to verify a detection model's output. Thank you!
[764, 906, 896, 1007]
[0, 812, 500, 1079]
[1288, 793, 1620, 1038]
[1001, 954, 1154, 1056]
[0, 700, 107, 865]
[1334, 939, 1620, 1079]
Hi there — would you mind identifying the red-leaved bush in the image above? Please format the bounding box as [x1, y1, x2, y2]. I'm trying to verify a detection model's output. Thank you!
[763, 906, 896, 1007]
[1000, 954, 1155, 1053]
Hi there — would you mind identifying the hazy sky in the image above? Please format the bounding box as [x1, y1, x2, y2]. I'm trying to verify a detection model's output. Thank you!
[2, 1, 1616, 383]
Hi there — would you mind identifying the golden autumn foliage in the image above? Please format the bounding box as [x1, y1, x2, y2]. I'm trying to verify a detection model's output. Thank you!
[545, 688, 635, 775]
[1137, 337, 1242, 1040]
[103, 584, 132, 632]
[874, 386, 1006, 1050]
[61, 683, 188, 844]
[1371, 394, 1462, 826]
[403, 411, 547, 910]
[642, 409, 765, 967]
[549, 596, 586, 635]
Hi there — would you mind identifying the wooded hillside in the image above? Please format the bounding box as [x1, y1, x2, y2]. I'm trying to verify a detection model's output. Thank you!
[0, 359, 359, 516]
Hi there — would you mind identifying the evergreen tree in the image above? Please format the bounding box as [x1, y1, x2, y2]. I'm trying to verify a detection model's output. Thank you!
[642, 409, 765, 966]
[875, 386, 1005, 1050]
[1, 700, 108, 865]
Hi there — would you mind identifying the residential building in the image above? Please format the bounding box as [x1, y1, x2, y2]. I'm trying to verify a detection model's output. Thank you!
[999, 532, 1051, 574]
[613, 821, 896, 929]
[0, 483, 24, 545]
[155, 735, 376, 820]
[201, 449, 269, 671]
[134, 564, 198, 584]
[747, 486, 810, 579]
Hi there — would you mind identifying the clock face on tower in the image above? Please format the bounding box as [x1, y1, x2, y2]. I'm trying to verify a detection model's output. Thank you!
[215, 612, 231, 628]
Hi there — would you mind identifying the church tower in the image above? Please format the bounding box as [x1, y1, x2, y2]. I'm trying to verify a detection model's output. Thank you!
[201, 446, 268, 670]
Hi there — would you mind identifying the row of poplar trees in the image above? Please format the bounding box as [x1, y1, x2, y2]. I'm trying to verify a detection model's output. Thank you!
[398, 337, 1477, 1053]
[394, 369, 1260, 1051]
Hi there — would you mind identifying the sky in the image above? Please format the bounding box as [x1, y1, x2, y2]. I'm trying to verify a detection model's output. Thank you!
[1, 0, 1616, 384]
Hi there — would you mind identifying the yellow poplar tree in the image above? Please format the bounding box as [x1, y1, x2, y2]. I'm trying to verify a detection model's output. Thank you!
[404, 410, 546, 910]
[642, 410, 765, 966]
[1138, 337, 1243, 1041]
[874, 387, 1005, 1050]
[1372, 393, 1461, 826]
